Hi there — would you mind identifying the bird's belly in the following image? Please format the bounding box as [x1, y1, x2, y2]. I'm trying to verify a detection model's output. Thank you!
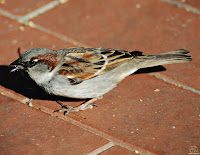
[47, 73, 119, 99]
[45, 64, 138, 99]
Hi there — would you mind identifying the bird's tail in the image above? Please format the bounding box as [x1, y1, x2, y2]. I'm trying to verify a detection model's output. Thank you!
[134, 49, 192, 69]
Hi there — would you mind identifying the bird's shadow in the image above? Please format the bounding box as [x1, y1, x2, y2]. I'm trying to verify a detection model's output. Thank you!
[0, 65, 83, 102]
[134, 65, 165, 74]
[130, 50, 166, 74]
[0, 64, 165, 102]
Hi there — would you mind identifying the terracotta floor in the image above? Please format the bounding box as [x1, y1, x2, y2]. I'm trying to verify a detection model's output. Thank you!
[0, 0, 199, 154]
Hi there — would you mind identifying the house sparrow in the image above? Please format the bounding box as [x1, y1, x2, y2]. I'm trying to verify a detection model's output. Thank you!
[10, 47, 192, 114]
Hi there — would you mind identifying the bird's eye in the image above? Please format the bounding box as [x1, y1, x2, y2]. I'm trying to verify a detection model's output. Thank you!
[28, 59, 38, 67]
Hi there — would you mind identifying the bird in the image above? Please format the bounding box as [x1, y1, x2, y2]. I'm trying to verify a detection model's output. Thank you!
[9, 47, 192, 114]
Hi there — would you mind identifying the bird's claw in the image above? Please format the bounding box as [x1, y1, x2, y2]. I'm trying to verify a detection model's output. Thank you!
[54, 103, 98, 115]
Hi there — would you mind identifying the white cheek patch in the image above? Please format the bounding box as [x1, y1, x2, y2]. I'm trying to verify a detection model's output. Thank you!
[30, 71, 54, 85]
[33, 59, 38, 62]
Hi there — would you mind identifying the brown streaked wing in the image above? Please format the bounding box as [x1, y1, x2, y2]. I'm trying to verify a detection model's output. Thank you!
[58, 48, 133, 84]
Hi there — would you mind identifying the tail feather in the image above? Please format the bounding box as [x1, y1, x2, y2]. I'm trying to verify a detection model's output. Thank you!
[166, 49, 190, 54]
[135, 49, 192, 69]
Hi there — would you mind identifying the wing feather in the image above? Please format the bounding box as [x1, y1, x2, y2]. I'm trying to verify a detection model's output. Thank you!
[58, 47, 133, 84]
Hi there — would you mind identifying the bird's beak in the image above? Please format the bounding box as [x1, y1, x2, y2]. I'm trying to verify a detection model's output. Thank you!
[9, 59, 25, 72]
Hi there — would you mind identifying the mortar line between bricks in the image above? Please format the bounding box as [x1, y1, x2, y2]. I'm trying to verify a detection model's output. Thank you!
[33, 24, 90, 47]
[0, 9, 20, 20]
[34, 106, 157, 155]
[0, 9, 89, 47]
[149, 73, 200, 94]
[162, 0, 200, 15]
[18, 0, 69, 23]
[0, 86, 156, 155]
[0, 87, 30, 104]
[87, 141, 115, 155]
[0, 0, 69, 22]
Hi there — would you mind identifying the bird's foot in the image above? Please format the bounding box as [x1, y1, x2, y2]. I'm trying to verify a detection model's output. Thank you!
[54, 98, 98, 116]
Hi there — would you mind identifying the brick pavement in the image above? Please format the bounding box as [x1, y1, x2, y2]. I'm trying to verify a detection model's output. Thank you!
[0, 0, 199, 154]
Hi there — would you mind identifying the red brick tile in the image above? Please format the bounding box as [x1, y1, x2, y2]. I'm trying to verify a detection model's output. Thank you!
[36, 74, 199, 154]
[101, 146, 137, 155]
[0, 16, 74, 65]
[33, 0, 200, 90]
[0, 0, 52, 16]
[0, 94, 109, 154]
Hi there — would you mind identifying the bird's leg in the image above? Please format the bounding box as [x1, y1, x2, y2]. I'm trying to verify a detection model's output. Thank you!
[56, 100, 69, 109]
[26, 98, 33, 106]
[71, 98, 98, 111]
[54, 98, 99, 115]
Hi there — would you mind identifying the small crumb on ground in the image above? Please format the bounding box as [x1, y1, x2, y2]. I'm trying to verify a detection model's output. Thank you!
[19, 26, 25, 32]
[154, 89, 160, 92]
[136, 4, 141, 8]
